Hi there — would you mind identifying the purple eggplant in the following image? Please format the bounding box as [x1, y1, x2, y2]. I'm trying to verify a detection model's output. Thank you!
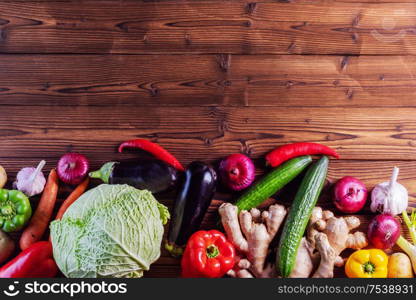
[166, 161, 217, 256]
[89, 158, 178, 194]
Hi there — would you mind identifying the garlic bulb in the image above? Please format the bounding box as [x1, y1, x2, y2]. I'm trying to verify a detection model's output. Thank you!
[14, 160, 46, 197]
[370, 167, 408, 216]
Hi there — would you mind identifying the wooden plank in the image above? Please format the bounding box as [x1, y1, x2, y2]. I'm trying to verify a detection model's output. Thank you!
[1, 105, 416, 161]
[6, 0, 416, 3]
[0, 54, 237, 106]
[3, 54, 416, 107]
[232, 55, 416, 107]
[1, 1, 416, 54]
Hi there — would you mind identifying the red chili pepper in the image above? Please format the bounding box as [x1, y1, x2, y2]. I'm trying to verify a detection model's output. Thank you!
[266, 142, 339, 167]
[181, 230, 235, 278]
[118, 139, 185, 171]
[0, 241, 58, 278]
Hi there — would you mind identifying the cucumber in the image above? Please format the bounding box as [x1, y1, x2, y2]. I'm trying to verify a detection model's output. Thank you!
[235, 156, 312, 211]
[276, 156, 329, 277]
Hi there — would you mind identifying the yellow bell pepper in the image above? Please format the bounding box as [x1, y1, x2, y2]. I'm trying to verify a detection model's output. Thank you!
[345, 249, 388, 278]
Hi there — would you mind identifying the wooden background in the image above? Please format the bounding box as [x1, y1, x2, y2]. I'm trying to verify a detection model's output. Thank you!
[1, 0, 416, 278]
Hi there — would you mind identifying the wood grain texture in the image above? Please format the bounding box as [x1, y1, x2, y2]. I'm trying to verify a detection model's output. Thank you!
[0, 54, 237, 106]
[3, 54, 416, 107]
[1, 106, 416, 161]
[2, 0, 416, 279]
[1, 1, 416, 54]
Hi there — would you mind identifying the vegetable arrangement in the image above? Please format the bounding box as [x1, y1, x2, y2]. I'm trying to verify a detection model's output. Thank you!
[235, 156, 312, 211]
[277, 156, 329, 277]
[343, 167, 413, 278]
[0, 138, 414, 279]
[299, 208, 367, 278]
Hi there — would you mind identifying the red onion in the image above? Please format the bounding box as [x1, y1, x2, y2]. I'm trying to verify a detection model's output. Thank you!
[57, 153, 89, 185]
[368, 214, 401, 249]
[219, 154, 255, 191]
[333, 176, 367, 213]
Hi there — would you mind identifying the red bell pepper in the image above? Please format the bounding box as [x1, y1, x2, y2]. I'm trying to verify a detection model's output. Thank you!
[0, 241, 58, 278]
[118, 139, 185, 171]
[266, 142, 339, 167]
[181, 230, 235, 278]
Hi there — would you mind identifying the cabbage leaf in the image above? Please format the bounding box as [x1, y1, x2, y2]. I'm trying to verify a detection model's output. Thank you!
[50, 184, 169, 278]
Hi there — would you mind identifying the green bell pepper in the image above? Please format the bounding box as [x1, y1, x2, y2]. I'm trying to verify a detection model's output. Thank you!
[0, 189, 32, 232]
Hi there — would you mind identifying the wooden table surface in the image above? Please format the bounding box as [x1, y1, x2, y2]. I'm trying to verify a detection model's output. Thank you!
[1, 0, 416, 278]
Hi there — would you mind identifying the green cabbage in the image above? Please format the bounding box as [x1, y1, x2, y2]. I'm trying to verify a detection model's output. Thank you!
[50, 184, 169, 278]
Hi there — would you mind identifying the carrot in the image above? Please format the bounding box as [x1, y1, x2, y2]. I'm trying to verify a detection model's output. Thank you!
[20, 169, 59, 251]
[55, 177, 89, 220]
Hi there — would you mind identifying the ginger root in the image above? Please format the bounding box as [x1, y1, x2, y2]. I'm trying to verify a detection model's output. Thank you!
[219, 203, 287, 278]
[219, 203, 367, 278]
[289, 237, 317, 278]
[292, 207, 368, 278]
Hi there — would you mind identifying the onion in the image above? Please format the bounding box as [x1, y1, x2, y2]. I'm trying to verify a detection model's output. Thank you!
[219, 153, 255, 191]
[368, 214, 401, 249]
[333, 176, 368, 213]
[57, 153, 89, 185]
